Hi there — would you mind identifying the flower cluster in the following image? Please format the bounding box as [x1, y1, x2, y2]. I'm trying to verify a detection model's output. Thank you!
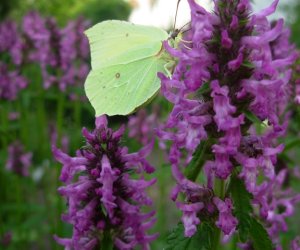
[6, 141, 32, 176]
[0, 20, 27, 101]
[254, 167, 300, 245]
[0, 62, 27, 101]
[0, 20, 23, 65]
[0, 12, 90, 99]
[158, 0, 298, 245]
[53, 116, 157, 250]
[23, 12, 90, 91]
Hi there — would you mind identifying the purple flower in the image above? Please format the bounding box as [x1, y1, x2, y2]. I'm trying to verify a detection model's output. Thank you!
[170, 160, 214, 237]
[53, 116, 157, 250]
[0, 20, 24, 65]
[291, 236, 300, 250]
[0, 62, 27, 101]
[6, 141, 32, 177]
[176, 202, 204, 237]
[295, 79, 300, 104]
[252, 169, 300, 246]
[23, 12, 52, 64]
[49, 123, 69, 153]
[213, 197, 238, 235]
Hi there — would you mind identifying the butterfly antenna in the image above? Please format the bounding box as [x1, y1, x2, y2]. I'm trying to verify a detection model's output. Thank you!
[173, 0, 181, 31]
[180, 21, 191, 32]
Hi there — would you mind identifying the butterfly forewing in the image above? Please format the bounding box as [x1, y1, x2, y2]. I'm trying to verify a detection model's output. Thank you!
[85, 20, 168, 69]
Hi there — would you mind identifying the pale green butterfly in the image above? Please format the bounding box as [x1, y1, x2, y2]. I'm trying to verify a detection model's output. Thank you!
[84, 20, 178, 116]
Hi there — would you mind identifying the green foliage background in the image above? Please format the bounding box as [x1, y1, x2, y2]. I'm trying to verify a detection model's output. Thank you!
[3, 0, 131, 25]
[284, 0, 300, 48]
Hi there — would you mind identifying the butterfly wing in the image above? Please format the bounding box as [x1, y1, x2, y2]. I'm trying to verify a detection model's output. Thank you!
[85, 55, 167, 116]
[85, 20, 169, 69]
[84, 20, 169, 116]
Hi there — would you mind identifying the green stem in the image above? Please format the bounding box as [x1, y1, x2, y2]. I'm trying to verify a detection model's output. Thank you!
[73, 96, 82, 150]
[74, 96, 81, 129]
[56, 92, 65, 148]
[230, 234, 238, 250]
[157, 164, 168, 236]
[0, 103, 9, 149]
[15, 175, 23, 223]
[17, 100, 29, 149]
[102, 230, 114, 250]
[36, 85, 48, 157]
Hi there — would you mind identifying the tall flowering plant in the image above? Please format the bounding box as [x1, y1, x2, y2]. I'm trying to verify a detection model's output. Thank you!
[158, 0, 300, 249]
[54, 116, 157, 250]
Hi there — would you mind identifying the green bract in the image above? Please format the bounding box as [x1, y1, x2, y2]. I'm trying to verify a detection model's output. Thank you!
[84, 20, 171, 116]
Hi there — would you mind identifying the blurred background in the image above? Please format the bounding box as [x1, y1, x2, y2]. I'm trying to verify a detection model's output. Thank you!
[0, 0, 300, 249]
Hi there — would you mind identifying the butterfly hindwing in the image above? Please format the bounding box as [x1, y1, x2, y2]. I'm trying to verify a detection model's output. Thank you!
[85, 55, 167, 116]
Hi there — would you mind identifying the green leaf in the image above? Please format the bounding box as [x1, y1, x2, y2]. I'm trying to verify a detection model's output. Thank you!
[228, 176, 253, 242]
[165, 223, 214, 250]
[197, 82, 210, 95]
[184, 141, 208, 181]
[249, 218, 273, 250]
[283, 138, 300, 151]
[243, 110, 262, 125]
[242, 61, 255, 69]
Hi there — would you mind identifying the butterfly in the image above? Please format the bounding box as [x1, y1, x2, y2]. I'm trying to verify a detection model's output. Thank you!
[84, 1, 189, 116]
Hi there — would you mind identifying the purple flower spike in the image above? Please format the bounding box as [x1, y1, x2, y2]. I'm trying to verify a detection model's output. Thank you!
[22, 12, 90, 92]
[0, 20, 24, 65]
[53, 116, 157, 250]
[158, 0, 297, 245]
